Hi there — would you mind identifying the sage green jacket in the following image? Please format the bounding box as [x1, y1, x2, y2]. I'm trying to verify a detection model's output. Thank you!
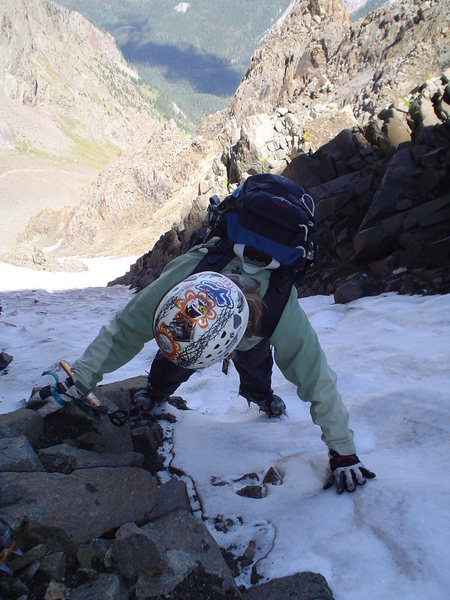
[72, 243, 355, 454]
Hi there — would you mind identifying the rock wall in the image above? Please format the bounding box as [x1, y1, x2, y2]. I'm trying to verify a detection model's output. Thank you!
[111, 71, 450, 299]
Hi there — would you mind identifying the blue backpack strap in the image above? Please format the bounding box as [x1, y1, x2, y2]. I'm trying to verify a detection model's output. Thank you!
[191, 240, 294, 339]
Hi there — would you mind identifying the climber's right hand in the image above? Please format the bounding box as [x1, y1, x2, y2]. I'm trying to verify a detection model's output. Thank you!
[38, 376, 85, 405]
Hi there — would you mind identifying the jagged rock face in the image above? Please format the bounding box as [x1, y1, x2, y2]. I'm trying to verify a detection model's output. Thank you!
[228, 0, 449, 127]
[57, 122, 223, 256]
[229, 0, 350, 119]
[112, 71, 449, 297]
[0, 0, 161, 154]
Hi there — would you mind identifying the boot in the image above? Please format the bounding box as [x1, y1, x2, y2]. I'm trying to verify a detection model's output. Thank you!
[131, 383, 169, 416]
[240, 388, 286, 417]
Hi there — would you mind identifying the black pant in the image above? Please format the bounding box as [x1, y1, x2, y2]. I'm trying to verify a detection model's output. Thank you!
[149, 338, 273, 398]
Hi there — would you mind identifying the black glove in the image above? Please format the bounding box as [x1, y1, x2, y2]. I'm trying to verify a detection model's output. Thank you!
[323, 450, 376, 494]
[38, 376, 85, 406]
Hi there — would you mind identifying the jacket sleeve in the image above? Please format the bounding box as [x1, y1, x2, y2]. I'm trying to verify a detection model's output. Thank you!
[270, 289, 356, 455]
[71, 249, 205, 390]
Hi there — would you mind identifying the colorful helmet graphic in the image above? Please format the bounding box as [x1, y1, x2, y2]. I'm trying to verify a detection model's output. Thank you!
[153, 271, 249, 369]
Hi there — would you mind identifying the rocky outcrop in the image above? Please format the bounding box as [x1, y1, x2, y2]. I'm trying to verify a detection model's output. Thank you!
[110, 71, 450, 298]
[57, 122, 223, 257]
[228, 0, 449, 126]
[0, 380, 333, 599]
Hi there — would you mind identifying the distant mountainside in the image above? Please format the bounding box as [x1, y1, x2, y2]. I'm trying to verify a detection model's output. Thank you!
[0, 0, 163, 257]
[55, 0, 293, 129]
[0, 0, 162, 164]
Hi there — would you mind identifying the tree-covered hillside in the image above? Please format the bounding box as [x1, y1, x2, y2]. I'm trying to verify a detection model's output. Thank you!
[55, 0, 292, 129]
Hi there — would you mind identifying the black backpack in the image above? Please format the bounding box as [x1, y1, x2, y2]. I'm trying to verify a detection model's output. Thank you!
[204, 173, 316, 270]
[193, 173, 317, 338]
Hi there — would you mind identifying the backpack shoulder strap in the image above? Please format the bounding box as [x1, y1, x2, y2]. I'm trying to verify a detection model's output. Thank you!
[258, 266, 295, 339]
[191, 238, 236, 275]
[191, 240, 294, 339]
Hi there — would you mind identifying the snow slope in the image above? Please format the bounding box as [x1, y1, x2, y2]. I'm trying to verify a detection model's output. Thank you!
[0, 260, 449, 599]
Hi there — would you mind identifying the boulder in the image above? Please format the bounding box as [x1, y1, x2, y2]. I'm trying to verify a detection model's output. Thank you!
[0, 467, 157, 548]
[243, 571, 334, 599]
[69, 573, 128, 600]
[0, 409, 44, 448]
[38, 443, 144, 473]
[136, 508, 238, 598]
[0, 435, 43, 472]
[107, 522, 165, 579]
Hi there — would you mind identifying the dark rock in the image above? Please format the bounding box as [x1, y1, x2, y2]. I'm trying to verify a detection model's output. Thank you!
[69, 573, 128, 600]
[107, 521, 165, 579]
[334, 281, 365, 304]
[38, 443, 143, 473]
[148, 478, 192, 521]
[0, 576, 29, 599]
[262, 466, 283, 485]
[131, 424, 164, 455]
[236, 485, 266, 499]
[426, 236, 450, 266]
[41, 403, 133, 454]
[77, 538, 112, 570]
[96, 376, 148, 413]
[39, 551, 66, 581]
[0, 408, 43, 448]
[0, 351, 13, 370]
[243, 571, 334, 599]
[137, 508, 237, 598]
[8, 543, 46, 573]
[0, 435, 43, 472]
[0, 467, 157, 548]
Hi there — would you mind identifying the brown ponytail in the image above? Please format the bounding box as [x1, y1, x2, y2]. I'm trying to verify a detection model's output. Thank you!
[228, 275, 265, 338]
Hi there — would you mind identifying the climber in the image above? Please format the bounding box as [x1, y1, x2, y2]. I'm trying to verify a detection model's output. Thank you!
[39, 173, 375, 494]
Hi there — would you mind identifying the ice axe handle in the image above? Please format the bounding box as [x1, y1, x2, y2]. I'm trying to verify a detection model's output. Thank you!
[59, 360, 102, 408]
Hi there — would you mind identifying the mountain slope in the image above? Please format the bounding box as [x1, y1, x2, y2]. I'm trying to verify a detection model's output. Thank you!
[0, 0, 164, 257]
[16, 0, 450, 267]
[55, 0, 294, 128]
[227, 0, 449, 125]
[0, 0, 162, 162]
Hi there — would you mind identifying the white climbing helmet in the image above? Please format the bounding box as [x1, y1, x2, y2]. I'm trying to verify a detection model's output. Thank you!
[153, 271, 249, 369]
